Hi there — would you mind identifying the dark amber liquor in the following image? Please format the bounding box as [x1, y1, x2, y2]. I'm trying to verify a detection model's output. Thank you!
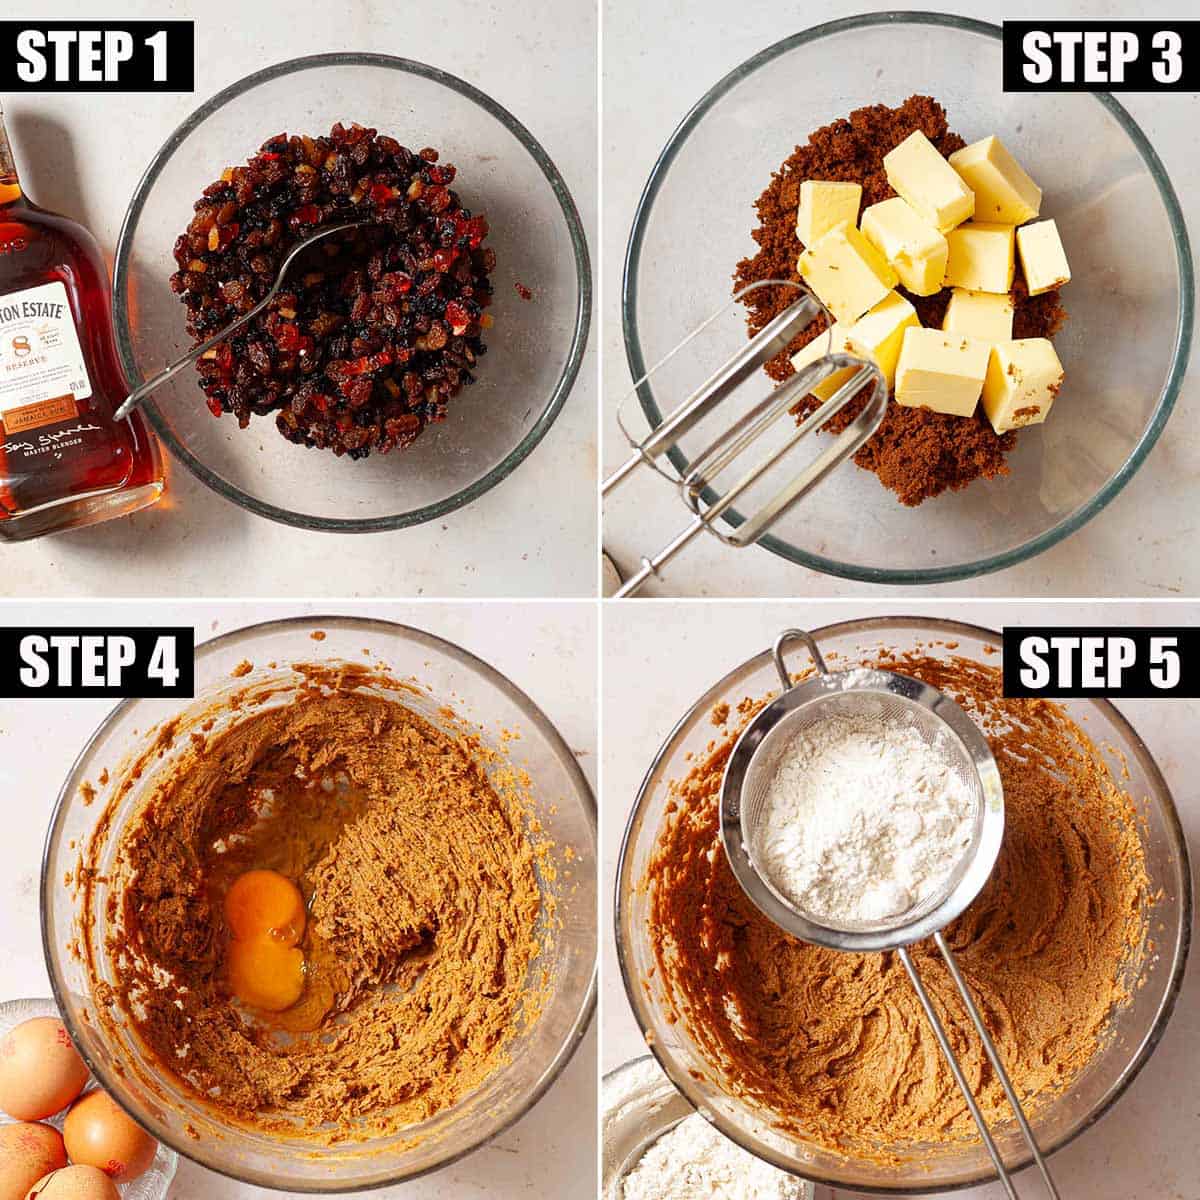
[0, 107, 162, 540]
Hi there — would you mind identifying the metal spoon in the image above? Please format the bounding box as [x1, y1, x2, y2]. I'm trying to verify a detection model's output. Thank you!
[113, 219, 369, 423]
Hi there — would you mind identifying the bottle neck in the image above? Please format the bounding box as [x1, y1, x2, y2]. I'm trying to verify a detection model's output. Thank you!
[0, 111, 24, 208]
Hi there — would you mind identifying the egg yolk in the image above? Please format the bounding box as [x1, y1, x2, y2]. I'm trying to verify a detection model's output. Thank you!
[223, 869, 307, 1013]
[227, 937, 306, 1011]
[224, 868, 306, 943]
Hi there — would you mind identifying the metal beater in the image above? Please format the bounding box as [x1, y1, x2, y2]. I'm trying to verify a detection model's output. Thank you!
[602, 282, 886, 598]
[720, 628, 1061, 1200]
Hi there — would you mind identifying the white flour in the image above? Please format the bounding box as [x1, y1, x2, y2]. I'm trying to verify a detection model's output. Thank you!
[621, 1113, 807, 1200]
[755, 710, 975, 924]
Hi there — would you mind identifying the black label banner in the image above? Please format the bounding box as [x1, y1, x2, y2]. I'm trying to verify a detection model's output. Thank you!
[0, 627, 194, 698]
[1003, 21, 1196, 91]
[1003, 627, 1197, 698]
[0, 21, 194, 91]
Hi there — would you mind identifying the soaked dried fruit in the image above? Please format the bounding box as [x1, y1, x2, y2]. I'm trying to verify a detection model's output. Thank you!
[170, 122, 495, 458]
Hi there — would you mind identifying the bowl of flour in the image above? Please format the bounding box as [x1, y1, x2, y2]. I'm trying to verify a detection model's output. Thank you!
[602, 1056, 813, 1200]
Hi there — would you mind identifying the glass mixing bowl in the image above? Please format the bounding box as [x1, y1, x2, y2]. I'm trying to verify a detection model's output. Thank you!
[622, 14, 1193, 582]
[114, 54, 591, 532]
[601, 1055, 814, 1200]
[615, 616, 1191, 1193]
[42, 616, 597, 1192]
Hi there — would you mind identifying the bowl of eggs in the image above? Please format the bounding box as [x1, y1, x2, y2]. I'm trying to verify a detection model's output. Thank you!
[0, 999, 177, 1200]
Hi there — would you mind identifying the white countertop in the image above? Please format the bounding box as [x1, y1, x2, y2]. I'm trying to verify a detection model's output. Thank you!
[601, 598, 1200, 1200]
[1, 0, 597, 599]
[0, 598, 597, 1199]
[601, 0, 1200, 599]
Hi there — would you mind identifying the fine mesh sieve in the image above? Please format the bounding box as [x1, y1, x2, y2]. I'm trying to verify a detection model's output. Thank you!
[719, 629, 1058, 1199]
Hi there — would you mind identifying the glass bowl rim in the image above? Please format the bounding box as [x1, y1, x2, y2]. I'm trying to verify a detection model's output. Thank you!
[620, 11, 1195, 584]
[601, 1052, 815, 1200]
[41, 613, 598, 1193]
[113, 51, 593, 534]
[613, 613, 1193, 1193]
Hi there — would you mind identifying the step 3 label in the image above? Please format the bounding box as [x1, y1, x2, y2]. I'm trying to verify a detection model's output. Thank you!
[1003, 21, 1195, 91]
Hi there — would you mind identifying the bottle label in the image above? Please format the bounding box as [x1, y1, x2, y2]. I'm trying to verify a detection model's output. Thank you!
[0, 280, 93, 436]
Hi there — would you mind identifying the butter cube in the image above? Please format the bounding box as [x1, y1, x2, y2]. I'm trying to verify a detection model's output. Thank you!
[789, 325, 855, 402]
[944, 222, 1015, 294]
[948, 136, 1042, 225]
[942, 288, 1014, 343]
[1017, 219, 1071, 296]
[797, 220, 897, 326]
[842, 291, 919, 388]
[982, 338, 1064, 433]
[860, 198, 949, 296]
[895, 327, 990, 417]
[883, 130, 974, 233]
[796, 180, 862, 248]
[790, 291, 918, 399]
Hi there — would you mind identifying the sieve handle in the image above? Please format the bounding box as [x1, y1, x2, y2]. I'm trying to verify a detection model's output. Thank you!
[771, 628, 829, 690]
[935, 932, 1062, 1199]
[899, 942, 1061, 1200]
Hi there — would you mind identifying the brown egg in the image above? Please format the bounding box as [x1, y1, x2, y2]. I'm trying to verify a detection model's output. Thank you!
[0, 1122, 67, 1200]
[62, 1091, 156, 1184]
[0, 1019, 89, 1122]
[23, 1165, 119, 1200]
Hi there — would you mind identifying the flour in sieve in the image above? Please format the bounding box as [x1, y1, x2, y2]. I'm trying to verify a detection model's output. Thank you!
[755, 711, 976, 924]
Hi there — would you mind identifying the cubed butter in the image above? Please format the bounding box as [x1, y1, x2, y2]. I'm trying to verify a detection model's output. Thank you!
[981, 338, 1064, 433]
[841, 291, 918, 388]
[942, 288, 1014, 343]
[860, 198, 949, 296]
[1016, 219, 1070, 296]
[948, 136, 1042, 225]
[796, 180, 862, 248]
[788, 292, 917, 399]
[883, 130, 974, 233]
[894, 327, 990, 417]
[789, 325, 855, 402]
[797, 220, 897, 326]
[944, 222, 1015, 294]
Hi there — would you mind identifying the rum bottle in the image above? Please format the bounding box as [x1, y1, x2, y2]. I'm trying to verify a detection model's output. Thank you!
[0, 104, 163, 540]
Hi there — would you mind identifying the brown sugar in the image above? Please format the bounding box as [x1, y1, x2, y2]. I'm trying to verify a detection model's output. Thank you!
[732, 96, 1066, 505]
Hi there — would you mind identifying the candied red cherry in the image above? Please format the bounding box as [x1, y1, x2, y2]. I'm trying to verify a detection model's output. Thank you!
[370, 183, 397, 206]
[274, 323, 302, 352]
[445, 301, 472, 335]
[215, 343, 235, 371]
[290, 204, 321, 227]
[466, 216, 489, 248]
[206, 395, 224, 417]
[432, 248, 457, 272]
